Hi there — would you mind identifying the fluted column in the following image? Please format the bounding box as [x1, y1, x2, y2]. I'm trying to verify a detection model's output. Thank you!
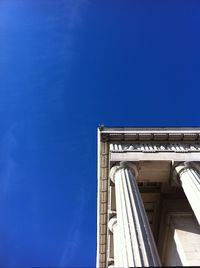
[174, 162, 200, 224]
[110, 162, 161, 267]
[108, 217, 122, 267]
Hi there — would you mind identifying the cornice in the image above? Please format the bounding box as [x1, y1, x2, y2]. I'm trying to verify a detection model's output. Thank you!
[101, 132, 200, 142]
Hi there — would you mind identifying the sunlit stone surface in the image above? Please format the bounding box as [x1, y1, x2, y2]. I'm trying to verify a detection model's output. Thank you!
[97, 127, 200, 267]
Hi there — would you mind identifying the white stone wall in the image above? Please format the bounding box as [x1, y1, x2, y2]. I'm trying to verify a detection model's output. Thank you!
[164, 216, 200, 266]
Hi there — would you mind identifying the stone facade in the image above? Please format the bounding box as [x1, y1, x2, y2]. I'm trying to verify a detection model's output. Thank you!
[96, 127, 200, 267]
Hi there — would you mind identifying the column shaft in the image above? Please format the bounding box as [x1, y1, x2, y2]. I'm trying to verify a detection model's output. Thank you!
[175, 163, 200, 224]
[110, 163, 161, 267]
[108, 217, 122, 268]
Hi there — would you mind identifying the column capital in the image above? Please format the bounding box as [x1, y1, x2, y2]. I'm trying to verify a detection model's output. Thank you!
[109, 161, 138, 183]
[173, 161, 196, 185]
[108, 217, 117, 233]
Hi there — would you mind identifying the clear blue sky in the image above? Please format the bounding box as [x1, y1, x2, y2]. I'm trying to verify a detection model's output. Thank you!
[0, 1, 200, 267]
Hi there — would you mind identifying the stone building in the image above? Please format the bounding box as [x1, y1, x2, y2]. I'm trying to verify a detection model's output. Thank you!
[96, 127, 200, 267]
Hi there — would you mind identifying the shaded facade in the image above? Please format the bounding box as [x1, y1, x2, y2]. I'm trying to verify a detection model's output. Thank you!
[96, 127, 200, 267]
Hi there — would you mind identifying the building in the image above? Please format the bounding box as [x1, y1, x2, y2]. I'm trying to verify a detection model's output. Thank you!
[96, 126, 200, 267]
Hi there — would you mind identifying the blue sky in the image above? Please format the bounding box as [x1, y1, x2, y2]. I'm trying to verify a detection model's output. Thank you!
[0, 0, 200, 267]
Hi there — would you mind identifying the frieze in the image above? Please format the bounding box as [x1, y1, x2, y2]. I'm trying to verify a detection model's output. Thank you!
[110, 143, 200, 153]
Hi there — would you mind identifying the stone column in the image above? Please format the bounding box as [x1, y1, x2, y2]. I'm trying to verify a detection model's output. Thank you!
[174, 162, 200, 224]
[110, 162, 161, 267]
[108, 217, 122, 267]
